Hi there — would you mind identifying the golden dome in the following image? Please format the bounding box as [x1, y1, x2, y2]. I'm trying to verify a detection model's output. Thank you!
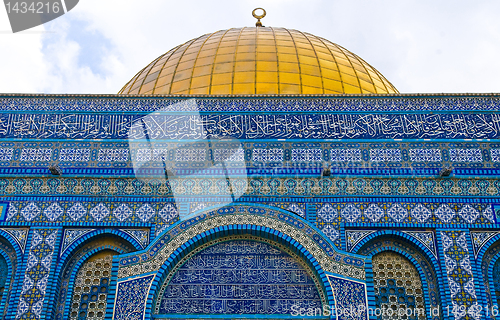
[119, 27, 398, 95]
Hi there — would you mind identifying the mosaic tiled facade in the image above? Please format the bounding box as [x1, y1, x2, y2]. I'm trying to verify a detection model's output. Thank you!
[0, 94, 499, 320]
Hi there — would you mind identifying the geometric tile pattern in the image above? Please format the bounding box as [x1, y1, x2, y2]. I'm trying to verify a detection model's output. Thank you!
[372, 251, 426, 320]
[69, 255, 112, 320]
[97, 149, 129, 162]
[6, 201, 178, 226]
[0, 148, 13, 161]
[1, 142, 500, 172]
[16, 229, 58, 319]
[449, 149, 483, 163]
[440, 231, 481, 320]
[20, 148, 52, 162]
[1, 177, 500, 199]
[316, 202, 494, 248]
[409, 149, 442, 162]
[291, 148, 322, 162]
[369, 148, 402, 162]
[491, 149, 500, 162]
[59, 149, 90, 162]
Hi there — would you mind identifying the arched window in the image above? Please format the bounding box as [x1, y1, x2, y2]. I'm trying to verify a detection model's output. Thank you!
[69, 250, 114, 320]
[372, 251, 426, 320]
[356, 236, 441, 320]
[54, 235, 139, 320]
[0, 237, 17, 318]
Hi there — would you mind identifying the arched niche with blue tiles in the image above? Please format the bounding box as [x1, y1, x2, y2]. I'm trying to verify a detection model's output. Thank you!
[110, 203, 370, 320]
[50, 231, 142, 320]
[0, 230, 23, 318]
[352, 231, 444, 320]
[155, 236, 324, 317]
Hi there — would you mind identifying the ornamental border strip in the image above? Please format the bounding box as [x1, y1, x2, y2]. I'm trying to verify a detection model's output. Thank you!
[1, 95, 500, 112]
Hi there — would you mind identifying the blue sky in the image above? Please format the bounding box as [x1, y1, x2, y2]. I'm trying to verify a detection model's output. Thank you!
[0, 0, 499, 94]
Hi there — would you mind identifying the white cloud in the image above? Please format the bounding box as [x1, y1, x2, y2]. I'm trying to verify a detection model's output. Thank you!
[0, 0, 499, 94]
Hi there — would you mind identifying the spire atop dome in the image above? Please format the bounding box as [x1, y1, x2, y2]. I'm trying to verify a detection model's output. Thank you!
[252, 8, 266, 27]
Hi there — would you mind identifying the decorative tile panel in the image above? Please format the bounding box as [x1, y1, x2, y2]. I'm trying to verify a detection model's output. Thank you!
[409, 149, 442, 162]
[0, 148, 13, 161]
[328, 276, 368, 320]
[252, 148, 283, 162]
[369, 149, 402, 162]
[470, 231, 500, 259]
[316, 202, 494, 248]
[16, 229, 59, 319]
[174, 149, 206, 162]
[113, 275, 154, 320]
[440, 231, 480, 320]
[291, 148, 322, 162]
[449, 149, 483, 162]
[59, 148, 90, 162]
[0, 227, 28, 252]
[119, 229, 150, 249]
[61, 229, 96, 255]
[2, 96, 500, 112]
[0, 141, 496, 171]
[156, 240, 322, 315]
[97, 149, 129, 162]
[330, 148, 362, 162]
[402, 231, 437, 258]
[1, 176, 500, 198]
[135, 148, 166, 162]
[490, 149, 500, 162]
[214, 148, 245, 162]
[346, 230, 377, 252]
[6, 201, 178, 225]
[20, 148, 51, 162]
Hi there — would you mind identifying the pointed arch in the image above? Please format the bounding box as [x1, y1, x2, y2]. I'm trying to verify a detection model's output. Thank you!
[352, 230, 445, 320]
[50, 230, 143, 320]
[110, 203, 370, 320]
[476, 235, 500, 314]
[0, 230, 24, 318]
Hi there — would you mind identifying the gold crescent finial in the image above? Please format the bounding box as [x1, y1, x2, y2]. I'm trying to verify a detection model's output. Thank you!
[252, 8, 266, 27]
